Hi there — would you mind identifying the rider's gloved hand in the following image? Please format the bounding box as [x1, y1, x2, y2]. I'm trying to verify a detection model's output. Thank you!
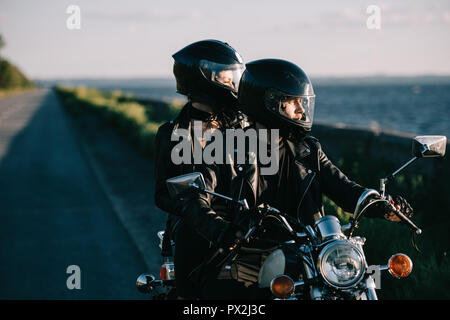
[383, 195, 414, 222]
[219, 204, 270, 249]
[216, 221, 246, 250]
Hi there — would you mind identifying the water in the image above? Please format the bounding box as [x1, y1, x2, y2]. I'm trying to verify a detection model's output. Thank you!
[40, 78, 450, 137]
[125, 83, 450, 137]
[314, 84, 450, 137]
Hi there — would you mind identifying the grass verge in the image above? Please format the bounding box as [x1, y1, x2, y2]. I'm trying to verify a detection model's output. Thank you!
[55, 86, 181, 157]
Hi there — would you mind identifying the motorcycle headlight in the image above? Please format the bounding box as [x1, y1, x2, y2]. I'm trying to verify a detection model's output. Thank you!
[318, 240, 366, 289]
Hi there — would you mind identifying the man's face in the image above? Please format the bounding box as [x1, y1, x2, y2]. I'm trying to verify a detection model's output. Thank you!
[215, 70, 235, 89]
[279, 97, 305, 121]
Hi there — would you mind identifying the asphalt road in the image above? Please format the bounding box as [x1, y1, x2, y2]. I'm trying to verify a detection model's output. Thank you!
[0, 89, 152, 299]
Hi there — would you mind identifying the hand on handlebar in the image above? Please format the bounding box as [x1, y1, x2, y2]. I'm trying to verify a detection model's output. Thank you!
[219, 205, 269, 251]
[384, 195, 414, 222]
[243, 203, 272, 222]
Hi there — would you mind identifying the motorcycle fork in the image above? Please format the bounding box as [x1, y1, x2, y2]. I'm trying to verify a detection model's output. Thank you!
[300, 251, 323, 300]
[358, 245, 378, 300]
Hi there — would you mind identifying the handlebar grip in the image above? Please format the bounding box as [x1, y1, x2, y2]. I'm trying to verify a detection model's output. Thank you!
[389, 203, 422, 235]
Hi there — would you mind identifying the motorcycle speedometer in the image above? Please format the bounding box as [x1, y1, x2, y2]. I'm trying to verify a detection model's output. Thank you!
[318, 240, 366, 289]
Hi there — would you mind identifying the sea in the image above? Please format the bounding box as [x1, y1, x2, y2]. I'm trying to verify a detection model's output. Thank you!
[38, 77, 450, 138]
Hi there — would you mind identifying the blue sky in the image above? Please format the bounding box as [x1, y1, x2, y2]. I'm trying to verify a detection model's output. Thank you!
[1, 0, 449, 79]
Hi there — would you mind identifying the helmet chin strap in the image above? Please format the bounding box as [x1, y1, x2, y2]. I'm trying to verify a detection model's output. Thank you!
[191, 101, 215, 114]
[285, 127, 307, 142]
[189, 93, 222, 113]
[256, 118, 307, 142]
[190, 87, 238, 111]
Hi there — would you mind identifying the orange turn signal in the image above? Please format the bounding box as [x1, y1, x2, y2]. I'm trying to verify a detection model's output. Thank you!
[270, 275, 295, 299]
[388, 253, 413, 278]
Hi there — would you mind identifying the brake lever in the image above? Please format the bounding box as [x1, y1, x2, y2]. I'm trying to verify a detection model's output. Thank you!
[387, 201, 422, 235]
[411, 230, 422, 253]
[387, 202, 422, 253]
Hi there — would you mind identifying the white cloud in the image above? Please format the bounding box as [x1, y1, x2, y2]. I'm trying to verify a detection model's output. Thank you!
[443, 11, 450, 24]
[0, 12, 8, 22]
[85, 8, 203, 23]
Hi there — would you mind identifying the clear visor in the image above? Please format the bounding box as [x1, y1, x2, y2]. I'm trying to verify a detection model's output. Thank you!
[278, 95, 315, 124]
[199, 59, 245, 93]
[266, 90, 315, 126]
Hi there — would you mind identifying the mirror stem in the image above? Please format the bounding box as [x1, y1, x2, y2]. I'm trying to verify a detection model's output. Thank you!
[389, 156, 418, 180]
[380, 145, 428, 196]
[380, 156, 419, 197]
[190, 183, 250, 210]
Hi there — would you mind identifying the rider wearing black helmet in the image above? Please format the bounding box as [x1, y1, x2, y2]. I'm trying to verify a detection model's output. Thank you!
[154, 40, 248, 299]
[179, 59, 413, 299]
[238, 59, 315, 141]
[172, 39, 245, 112]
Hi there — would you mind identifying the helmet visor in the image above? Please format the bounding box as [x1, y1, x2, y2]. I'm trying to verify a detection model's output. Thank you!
[265, 89, 315, 128]
[199, 60, 245, 93]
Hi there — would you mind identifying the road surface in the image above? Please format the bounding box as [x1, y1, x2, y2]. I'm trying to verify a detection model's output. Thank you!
[0, 89, 160, 299]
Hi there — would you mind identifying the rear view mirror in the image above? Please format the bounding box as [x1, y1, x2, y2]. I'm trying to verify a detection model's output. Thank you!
[166, 172, 206, 198]
[412, 135, 447, 158]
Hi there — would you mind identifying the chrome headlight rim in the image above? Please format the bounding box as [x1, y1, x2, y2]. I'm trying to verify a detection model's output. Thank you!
[318, 240, 366, 289]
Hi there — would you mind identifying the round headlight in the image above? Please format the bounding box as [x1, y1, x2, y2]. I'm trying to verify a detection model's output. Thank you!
[318, 240, 366, 289]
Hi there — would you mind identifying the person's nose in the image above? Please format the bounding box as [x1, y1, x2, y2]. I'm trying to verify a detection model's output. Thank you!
[295, 100, 305, 114]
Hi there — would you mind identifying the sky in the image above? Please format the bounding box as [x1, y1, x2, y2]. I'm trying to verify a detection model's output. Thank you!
[1, 0, 450, 79]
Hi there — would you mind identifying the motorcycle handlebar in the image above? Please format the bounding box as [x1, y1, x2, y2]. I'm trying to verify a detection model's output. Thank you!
[387, 201, 422, 235]
[352, 195, 422, 237]
[250, 205, 312, 241]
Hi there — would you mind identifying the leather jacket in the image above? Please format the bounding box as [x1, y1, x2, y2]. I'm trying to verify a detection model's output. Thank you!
[154, 102, 249, 249]
[181, 133, 367, 246]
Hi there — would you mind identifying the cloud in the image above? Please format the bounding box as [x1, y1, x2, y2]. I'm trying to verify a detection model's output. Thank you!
[266, 3, 450, 35]
[379, 2, 450, 26]
[85, 8, 203, 23]
[0, 12, 8, 22]
[444, 11, 450, 24]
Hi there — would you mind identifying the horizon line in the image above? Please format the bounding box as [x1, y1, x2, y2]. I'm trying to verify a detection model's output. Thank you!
[32, 74, 450, 81]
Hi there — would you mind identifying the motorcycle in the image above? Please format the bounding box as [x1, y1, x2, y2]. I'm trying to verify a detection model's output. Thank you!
[137, 135, 446, 300]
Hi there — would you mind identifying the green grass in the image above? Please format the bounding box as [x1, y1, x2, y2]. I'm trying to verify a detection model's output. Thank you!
[55, 86, 182, 157]
[0, 57, 35, 100]
[323, 151, 450, 299]
[0, 58, 35, 90]
[0, 87, 36, 100]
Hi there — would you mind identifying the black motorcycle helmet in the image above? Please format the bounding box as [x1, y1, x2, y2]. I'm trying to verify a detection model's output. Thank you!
[238, 59, 315, 139]
[172, 40, 245, 110]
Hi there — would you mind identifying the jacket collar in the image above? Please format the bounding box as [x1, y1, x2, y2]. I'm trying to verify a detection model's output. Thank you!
[285, 138, 311, 161]
[172, 102, 192, 130]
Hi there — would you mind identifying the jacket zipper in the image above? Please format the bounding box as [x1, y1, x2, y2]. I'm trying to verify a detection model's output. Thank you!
[296, 171, 316, 222]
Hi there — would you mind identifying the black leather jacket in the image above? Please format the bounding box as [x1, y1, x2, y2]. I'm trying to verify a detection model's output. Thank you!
[154, 103, 249, 247]
[154, 104, 194, 218]
[181, 134, 367, 246]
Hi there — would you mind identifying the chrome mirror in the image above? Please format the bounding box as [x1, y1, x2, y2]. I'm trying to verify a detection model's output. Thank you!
[412, 135, 446, 158]
[380, 135, 447, 197]
[166, 172, 206, 198]
[136, 274, 155, 293]
[166, 172, 250, 210]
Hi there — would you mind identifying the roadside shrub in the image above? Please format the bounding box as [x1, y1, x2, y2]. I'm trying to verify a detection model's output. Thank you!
[55, 86, 172, 156]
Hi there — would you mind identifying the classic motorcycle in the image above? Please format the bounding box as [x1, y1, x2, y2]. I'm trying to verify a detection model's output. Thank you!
[137, 135, 446, 300]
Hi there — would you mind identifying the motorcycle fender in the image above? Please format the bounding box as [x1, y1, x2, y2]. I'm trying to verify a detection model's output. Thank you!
[257, 249, 286, 288]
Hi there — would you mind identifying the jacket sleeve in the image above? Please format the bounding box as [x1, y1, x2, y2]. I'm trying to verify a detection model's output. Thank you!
[154, 122, 184, 215]
[317, 143, 366, 214]
[180, 162, 232, 245]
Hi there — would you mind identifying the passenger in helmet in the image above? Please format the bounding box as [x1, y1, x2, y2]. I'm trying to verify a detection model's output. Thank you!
[172, 40, 245, 112]
[179, 59, 413, 299]
[154, 40, 248, 299]
[214, 70, 236, 89]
